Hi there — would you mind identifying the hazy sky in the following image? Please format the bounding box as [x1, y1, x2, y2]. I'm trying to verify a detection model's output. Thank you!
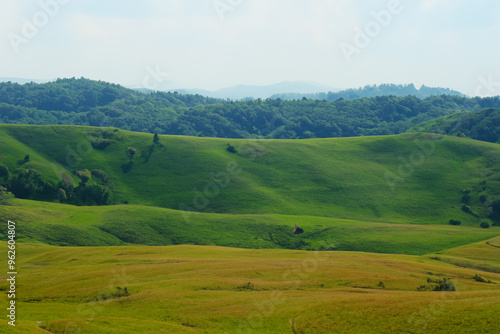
[1, 0, 499, 96]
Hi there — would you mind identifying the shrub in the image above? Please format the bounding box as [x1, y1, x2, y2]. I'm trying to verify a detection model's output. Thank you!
[0, 186, 14, 205]
[479, 194, 488, 204]
[377, 281, 385, 289]
[236, 282, 255, 291]
[418, 278, 456, 291]
[125, 147, 137, 160]
[0, 165, 9, 178]
[462, 205, 479, 218]
[24, 154, 30, 163]
[449, 219, 461, 226]
[75, 169, 91, 184]
[226, 144, 237, 153]
[91, 138, 112, 149]
[473, 274, 486, 283]
[461, 193, 471, 204]
[473, 274, 493, 283]
[480, 222, 490, 229]
[57, 188, 67, 202]
[434, 278, 456, 291]
[91, 169, 109, 183]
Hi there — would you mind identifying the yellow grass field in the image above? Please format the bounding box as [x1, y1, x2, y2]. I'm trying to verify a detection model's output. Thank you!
[1, 237, 500, 333]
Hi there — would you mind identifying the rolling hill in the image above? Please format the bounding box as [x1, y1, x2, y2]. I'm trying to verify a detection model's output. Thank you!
[1, 125, 500, 334]
[1, 124, 499, 252]
[410, 108, 500, 144]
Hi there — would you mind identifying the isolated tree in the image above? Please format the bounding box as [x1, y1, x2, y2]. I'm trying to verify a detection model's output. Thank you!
[153, 133, 159, 144]
[226, 143, 237, 153]
[24, 154, 30, 163]
[480, 222, 490, 229]
[293, 223, 304, 235]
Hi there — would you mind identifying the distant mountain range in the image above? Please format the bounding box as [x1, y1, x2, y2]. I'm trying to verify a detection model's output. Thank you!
[1, 77, 466, 101]
[172, 81, 338, 100]
[271, 84, 466, 101]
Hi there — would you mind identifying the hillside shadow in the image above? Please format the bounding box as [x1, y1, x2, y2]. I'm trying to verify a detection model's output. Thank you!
[121, 161, 134, 174]
[141, 145, 155, 163]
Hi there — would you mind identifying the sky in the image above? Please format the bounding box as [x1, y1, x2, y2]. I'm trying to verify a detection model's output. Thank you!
[1, 0, 500, 96]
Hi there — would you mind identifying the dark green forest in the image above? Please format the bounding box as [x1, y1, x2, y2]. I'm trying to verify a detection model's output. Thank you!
[1, 78, 500, 140]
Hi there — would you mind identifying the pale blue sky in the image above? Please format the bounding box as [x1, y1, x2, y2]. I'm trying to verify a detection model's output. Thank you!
[1, 0, 499, 96]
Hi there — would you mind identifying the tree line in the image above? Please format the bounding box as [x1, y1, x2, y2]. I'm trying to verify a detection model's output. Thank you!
[1, 78, 500, 140]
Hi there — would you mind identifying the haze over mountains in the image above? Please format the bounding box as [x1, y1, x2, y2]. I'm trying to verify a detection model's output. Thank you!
[1, 77, 466, 101]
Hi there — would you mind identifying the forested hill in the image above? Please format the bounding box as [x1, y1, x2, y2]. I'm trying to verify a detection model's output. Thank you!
[271, 84, 465, 101]
[1, 78, 500, 139]
[411, 108, 500, 144]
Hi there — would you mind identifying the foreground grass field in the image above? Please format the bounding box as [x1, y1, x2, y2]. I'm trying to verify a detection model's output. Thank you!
[1, 240, 500, 333]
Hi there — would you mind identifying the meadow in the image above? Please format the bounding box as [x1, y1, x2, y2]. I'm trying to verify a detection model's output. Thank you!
[1, 124, 500, 333]
[1, 238, 500, 333]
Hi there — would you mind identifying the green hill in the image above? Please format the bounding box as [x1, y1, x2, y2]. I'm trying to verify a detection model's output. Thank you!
[1, 124, 500, 252]
[410, 108, 500, 144]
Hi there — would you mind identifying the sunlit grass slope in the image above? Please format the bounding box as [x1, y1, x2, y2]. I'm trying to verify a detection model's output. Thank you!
[1, 124, 500, 227]
[1, 199, 499, 254]
[1, 242, 499, 333]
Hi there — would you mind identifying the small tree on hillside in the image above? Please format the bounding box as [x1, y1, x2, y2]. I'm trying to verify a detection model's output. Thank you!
[480, 222, 490, 229]
[75, 169, 91, 184]
[0, 165, 9, 179]
[0, 186, 14, 205]
[153, 133, 159, 144]
[125, 147, 137, 160]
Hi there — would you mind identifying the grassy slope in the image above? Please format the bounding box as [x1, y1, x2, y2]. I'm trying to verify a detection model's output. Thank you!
[1, 124, 500, 226]
[1, 199, 499, 255]
[1, 241, 500, 333]
[2, 125, 500, 333]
